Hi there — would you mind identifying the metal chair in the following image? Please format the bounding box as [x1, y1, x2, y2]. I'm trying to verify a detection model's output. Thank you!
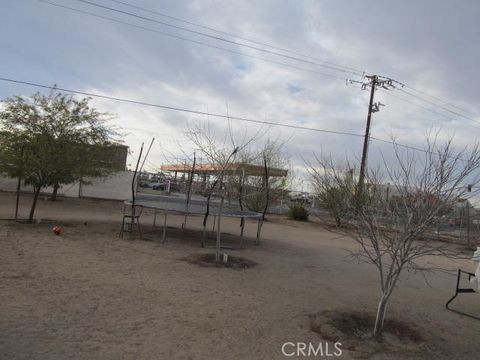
[120, 203, 143, 239]
[445, 269, 479, 320]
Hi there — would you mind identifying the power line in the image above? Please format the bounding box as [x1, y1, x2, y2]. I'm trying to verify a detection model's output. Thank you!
[53, 0, 476, 128]
[381, 90, 467, 121]
[0, 76, 365, 137]
[397, 88, 480, 125]
[106, 0, 363, 75]
[37, 0, 348, 81]
[69, 0, 361, 76]
[380, 89, 480, 131]
[54, 0, 480, 131]
[0, 76, 472, 159]
[369, 136, 429, 154]
[104, 0, 477, 124]
[35, 2, 480, 134]
[403, 84, 478, 118]
[345, 75, 475, 166]
[76, 0, 479, 124]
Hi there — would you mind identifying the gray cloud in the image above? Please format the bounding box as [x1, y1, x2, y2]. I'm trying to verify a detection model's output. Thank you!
[1, 0, 479, 183]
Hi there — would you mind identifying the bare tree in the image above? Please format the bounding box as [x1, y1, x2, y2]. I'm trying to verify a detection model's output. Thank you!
[308, 154, 356, 227]
[234, 138, 292, 213]
[358, 137, 480, 339]
[184, 122, 261, 261]
[312, 135, 480, 340]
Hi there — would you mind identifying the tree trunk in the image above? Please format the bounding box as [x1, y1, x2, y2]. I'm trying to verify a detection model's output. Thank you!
[202, 179, 218, 248]
[51, 183, 59, 201]
[15, 175, 21, 220]
[215, 194, 225, 263]
[262, 154, 269, 221]
[29, 186, 41, 223]
[373, 293, 389, 340]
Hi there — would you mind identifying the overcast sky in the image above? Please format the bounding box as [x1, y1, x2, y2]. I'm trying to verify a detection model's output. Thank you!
[1, 0, 479, 189]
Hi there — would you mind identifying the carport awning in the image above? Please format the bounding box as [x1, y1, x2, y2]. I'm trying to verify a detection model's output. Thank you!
[160, 162, 287, 177]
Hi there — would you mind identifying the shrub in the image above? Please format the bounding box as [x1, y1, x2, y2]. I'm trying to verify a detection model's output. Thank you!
[288, 204, 309, 221]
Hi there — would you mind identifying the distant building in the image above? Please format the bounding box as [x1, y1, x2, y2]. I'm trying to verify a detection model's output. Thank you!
[92, 143, 128, 170]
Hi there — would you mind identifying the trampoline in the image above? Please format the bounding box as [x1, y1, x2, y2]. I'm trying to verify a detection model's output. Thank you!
[122, 194, 263, 247]
[120, 144, 281, 248]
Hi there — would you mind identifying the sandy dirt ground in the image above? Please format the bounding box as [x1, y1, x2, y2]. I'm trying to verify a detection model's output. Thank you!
[0, 191, 479, 360]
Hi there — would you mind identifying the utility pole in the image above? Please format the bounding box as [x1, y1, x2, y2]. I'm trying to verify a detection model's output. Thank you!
[348, 75, 402, 206]
[357, 75, 377, 202]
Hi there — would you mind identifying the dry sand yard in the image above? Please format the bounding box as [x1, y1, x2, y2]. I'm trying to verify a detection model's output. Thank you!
[0, 191, 479, 359]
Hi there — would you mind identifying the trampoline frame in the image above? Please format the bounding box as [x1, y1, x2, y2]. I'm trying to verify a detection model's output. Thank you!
[122, 199, 263, 247]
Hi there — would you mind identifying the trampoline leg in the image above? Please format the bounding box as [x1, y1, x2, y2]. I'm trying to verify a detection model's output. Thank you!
[162, 213, 167, 243]
[183, 211, 190, 230]
[212, 215, 216, 232]
[137, 218, 142, 240]
[119, 203, 126, 238]
[128, 205, 137, 241]
[255, 219, 263, 245]
[239, 217, 245, 248]
[216, 213, 222, 262]
[202, 225, 206, 248]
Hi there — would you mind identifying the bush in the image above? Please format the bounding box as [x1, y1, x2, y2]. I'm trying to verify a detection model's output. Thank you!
[288, 204, 309, 221]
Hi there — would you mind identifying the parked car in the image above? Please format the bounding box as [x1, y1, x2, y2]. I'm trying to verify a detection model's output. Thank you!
[148, 181, 163, 190]
[152, 183, 164, 190]
[151, 181, 178, 191]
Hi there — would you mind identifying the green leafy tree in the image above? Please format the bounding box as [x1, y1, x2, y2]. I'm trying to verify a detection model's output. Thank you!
[0, 90, 122, 221]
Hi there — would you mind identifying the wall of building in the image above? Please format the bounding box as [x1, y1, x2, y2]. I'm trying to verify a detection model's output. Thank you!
[79, 171, 133, 200]
[0, 171, 134, 201]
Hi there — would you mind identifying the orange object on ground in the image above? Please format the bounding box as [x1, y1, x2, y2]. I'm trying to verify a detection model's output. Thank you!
[52, 225, 63, 235]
